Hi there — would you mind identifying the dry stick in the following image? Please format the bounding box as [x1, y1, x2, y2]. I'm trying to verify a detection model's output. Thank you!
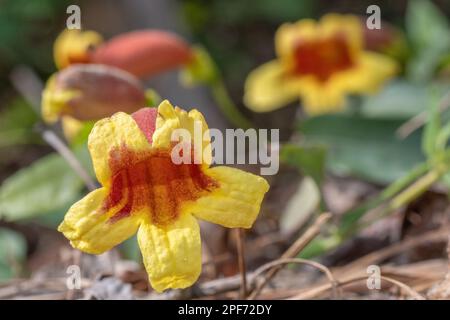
[397, 91, 450, 139]
[149, 228, 447, 300]
[289, 228, 449, 300]
[9, 66, 97, 192]
[249, 212, 332, 299]
[335, 227, 449, 278]
[252, 258, 338, 299]
[235, 228, 248, 298]
[289, 274, 425, 300]
[41, 131, 97, 191]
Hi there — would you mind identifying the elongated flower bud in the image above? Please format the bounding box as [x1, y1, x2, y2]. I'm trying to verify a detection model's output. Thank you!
[90, 30, 192, 78]
[42, 64, 148, 122]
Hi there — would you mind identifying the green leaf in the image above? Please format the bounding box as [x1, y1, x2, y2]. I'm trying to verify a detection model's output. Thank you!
[299, 115, 425, 184]
[0, 152, 85, 221]
[0, 228, 27, 281]
[406, 0, 450, 82]
[0, 98, 39, 148]
[359, 81, 427, 119]
[280, 143, 326, 186]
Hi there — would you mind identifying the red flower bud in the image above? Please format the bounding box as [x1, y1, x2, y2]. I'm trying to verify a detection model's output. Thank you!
[90, 30, 192, 78]
[43, 64, 148, 122]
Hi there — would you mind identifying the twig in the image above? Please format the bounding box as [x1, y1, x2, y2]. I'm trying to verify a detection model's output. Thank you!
[235, 229, 247, 298]
[41, 130, 96, 191]
[336, 227, 449, 277]
[288, 274, 425, 300]
[251, 258, 338, 299]
[249, 212, 332, 299]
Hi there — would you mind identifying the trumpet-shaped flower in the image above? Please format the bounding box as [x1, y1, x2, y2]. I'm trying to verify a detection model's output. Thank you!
[244, 14, 398, 115]
[58, 100, 269, 292]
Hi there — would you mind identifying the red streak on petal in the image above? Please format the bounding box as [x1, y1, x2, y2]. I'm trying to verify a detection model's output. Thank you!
[103, 144, 217, 226]
[67, 53, 91, 66]
[132, 108, 158, 144]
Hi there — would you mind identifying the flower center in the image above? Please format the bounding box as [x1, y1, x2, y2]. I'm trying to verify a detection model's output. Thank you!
[102, 145, 218, 227]
[290, 34, 354, 82]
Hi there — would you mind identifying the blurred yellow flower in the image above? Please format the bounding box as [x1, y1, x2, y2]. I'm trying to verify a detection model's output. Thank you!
[244, 14, 398, 115]
[54, 29, 103, 69]
[58, 100, 269, 292]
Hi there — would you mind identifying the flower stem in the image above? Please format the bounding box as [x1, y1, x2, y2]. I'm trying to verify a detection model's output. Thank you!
[209, 78, 253, 129]
[235, 228, 248, 298]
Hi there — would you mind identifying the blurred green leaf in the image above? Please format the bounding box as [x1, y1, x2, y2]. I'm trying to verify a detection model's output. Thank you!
[211, 0, 315, 24]
[280, 143, 326, 186]
[0, 228, 27, 281]
[359, 81, 427, 119]
[406, 0, 450, 82]
[299, 115, 425, 184]
[0, 152, 85, 221]
[0, 98, 39, 148]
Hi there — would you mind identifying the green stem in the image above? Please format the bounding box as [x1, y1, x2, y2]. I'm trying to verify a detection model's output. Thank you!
[209, 78, 253, 129]
[339, 161, 430, 236]
[300, 161, 443, 259]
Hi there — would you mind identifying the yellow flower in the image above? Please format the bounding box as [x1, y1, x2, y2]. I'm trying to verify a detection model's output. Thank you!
[54, 29, 103, 69]
[58, 100, 269, 292]
[244, 14, 398, 115]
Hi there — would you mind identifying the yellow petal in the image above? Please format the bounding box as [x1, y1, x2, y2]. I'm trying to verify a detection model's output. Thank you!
[337, 51, 398, 94]
[275, 19, 317, 58]
[244, 60, 300, 112]
[298, 78, 347, 115]
[61, 116, 84, 142]
[137, 213, 201, 292]
[88, 112, 150, 186]
[41, 75, 80, 123]
[58, 188, 141, 254]
[152, 100, 211, 165]
[319, 14, 363, 54]
[54, 29, 103, 69]
[298, 51, 398, 115]
[188, 166, 269, 228]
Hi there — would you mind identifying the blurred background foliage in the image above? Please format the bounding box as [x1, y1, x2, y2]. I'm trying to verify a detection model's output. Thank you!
[1, 0, 450, 281]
